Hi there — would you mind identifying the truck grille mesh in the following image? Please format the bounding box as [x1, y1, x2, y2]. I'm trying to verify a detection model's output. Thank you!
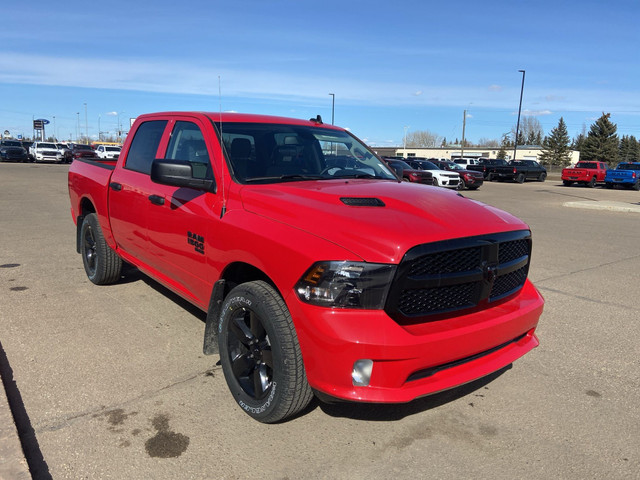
[385, 231, 531, 322]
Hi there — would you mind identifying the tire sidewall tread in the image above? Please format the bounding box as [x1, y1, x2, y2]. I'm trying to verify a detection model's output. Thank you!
[218, 281, 312, 423]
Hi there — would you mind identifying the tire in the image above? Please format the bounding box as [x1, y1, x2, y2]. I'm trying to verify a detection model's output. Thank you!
[538, 172, 547, 182]
[587, 176, 596, 188]
[458, 178, 466, 190]
[432, 177, 440, 187]
[487, 173, 494, 181]
[634, 180, 640, 191]
[80, 213, 122, 285]
[218, 281, 313, 423]
[563, 180, 573, 187]
[516, 173, 525, 183]
[605, 183, 613, 189]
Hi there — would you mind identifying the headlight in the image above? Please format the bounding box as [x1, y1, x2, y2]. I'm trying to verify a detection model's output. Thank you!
[295, 261, 396, 309]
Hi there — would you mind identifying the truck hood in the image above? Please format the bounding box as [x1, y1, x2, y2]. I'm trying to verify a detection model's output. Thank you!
[239, 180, 529, 263]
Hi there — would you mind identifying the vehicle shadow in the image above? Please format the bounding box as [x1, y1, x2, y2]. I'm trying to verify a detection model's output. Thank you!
[120, 264, 207, 322]
[313, 365, 511, 422]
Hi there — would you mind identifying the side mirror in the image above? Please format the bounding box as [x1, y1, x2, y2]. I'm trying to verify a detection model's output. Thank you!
[151, 159, 216, 192]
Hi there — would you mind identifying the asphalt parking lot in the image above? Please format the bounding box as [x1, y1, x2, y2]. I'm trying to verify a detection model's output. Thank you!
[1, 163, 639, 479]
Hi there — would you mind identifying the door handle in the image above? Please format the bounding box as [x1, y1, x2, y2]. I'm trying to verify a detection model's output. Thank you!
[109, 182, 122, 191]
[148, 195, 165, 206]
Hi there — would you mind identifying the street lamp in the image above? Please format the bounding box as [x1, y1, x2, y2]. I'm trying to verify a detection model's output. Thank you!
[328, 93, 335, 125]
[403, 125, 409, 157]
[76, 112, 80, 141]
[513, 69, 526, 161]
[84, 103, 88, 144]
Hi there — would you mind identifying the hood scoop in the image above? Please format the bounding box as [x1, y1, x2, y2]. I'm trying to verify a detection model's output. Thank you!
[340, 197, 385, 207]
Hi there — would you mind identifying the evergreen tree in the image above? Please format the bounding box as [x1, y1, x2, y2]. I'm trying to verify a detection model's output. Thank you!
[620, 135, 640, 162]
[581, 113, 619, 164]
[630, 136, 640, 160]
[572, 133, 586, 152]
[497, 133, 510, 159]
[539, 117, 571, 166]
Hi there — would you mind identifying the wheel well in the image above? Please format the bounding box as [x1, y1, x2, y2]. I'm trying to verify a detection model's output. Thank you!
[76, 198, 97, 253]
[220, 262, 276, 298]
[80, 198, 96, 216]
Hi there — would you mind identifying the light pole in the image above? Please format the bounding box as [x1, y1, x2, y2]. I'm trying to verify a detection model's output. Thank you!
[84, 103, 88, 144]
[403, 125, 409, 157]
[53, 115, 56, 141]
[328, 93, 335, 125]
[513, 69, 526, 161]
[98, 115, 101, 141]
[76, 112, 80, 142]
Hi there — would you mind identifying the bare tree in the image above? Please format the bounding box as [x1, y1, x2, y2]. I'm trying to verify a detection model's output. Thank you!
[477, 138, 500, 147]
[405, 130, 444, 148]
[511, 116, 544, 145]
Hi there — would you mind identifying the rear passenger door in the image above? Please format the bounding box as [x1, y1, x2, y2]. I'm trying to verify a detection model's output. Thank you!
[109, 119, 168, 267]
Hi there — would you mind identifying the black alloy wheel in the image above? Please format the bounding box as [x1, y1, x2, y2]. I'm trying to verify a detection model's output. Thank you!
[226, 305, 273, 400]
[80, 213, 122, 285]
[83, 223, 98, 278]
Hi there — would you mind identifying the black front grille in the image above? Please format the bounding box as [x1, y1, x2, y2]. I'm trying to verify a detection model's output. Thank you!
[385, 230, 531, 323]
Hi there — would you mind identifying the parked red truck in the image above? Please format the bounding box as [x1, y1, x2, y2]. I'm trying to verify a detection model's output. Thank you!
[68, 112, 544, 422]
[561, 161, 608, 187]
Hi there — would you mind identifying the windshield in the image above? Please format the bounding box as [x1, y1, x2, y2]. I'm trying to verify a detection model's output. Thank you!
[40, 143, 57, 148]
[216, 123, 396, 183]
[106, 146, 121, 152]
[2, 141, 22, 147]
[446, 162, 464, 170]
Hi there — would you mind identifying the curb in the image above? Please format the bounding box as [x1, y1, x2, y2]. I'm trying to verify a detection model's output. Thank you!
[563, 200, 640, 213]
[0, 369, 31, 479]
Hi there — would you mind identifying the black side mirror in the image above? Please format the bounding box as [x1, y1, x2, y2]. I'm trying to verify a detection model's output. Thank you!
[151, 159, 216, 192]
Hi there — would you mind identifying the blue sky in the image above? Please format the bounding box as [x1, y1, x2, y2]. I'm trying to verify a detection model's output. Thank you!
[2, 0, 640, 146]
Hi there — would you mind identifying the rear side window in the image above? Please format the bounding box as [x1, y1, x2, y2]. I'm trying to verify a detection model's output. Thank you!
[125, 120, 167, 174]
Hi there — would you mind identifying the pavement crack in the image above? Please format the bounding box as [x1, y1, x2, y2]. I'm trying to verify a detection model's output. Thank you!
[535, 254, 640, 284]
[536, 286, 637, 312]
[32, 366, 221, 434]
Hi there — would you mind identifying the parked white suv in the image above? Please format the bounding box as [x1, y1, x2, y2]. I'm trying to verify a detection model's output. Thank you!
[95, 145, 121, 159]
[29, 142, 64, 163]
[406, 158, 460, 189]
[453, 158, 479, 167]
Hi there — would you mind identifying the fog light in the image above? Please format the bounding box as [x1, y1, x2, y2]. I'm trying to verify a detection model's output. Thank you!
[352, 359, 374, 386]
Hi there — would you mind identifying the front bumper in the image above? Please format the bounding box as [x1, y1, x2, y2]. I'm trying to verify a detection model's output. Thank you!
[287, 279, 543, 403]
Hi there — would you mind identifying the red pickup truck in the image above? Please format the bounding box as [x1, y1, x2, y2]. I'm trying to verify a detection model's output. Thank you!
[68, 112, 544, 423]
[561, 161, 608, 187]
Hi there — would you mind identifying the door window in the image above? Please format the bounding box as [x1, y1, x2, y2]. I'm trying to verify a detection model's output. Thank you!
[166, 121, 212, 180]
[124, 120, 167, 175]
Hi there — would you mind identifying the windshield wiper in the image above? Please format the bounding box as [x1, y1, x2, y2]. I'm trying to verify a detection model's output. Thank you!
[244, 174, 323, 183]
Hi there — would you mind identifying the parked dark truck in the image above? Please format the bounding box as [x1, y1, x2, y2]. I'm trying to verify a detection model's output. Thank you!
[68, 112, 544, 423]
[495, 160, 547, 183]
[561, 161, 608, 188]
[467, 158, 509, 180]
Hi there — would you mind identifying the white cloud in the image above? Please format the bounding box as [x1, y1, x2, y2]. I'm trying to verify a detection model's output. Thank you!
[521, 109, 553, 116]
[488, 84, 503, 92]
